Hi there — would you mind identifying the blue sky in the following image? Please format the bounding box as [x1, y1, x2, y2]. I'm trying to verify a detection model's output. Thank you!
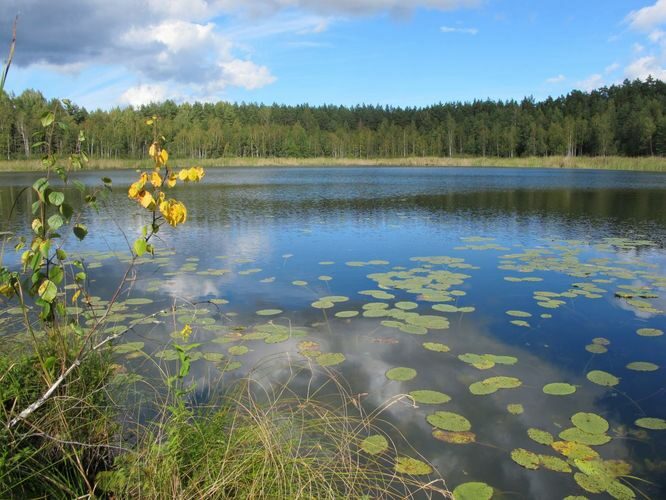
[2, 0, 666, 109]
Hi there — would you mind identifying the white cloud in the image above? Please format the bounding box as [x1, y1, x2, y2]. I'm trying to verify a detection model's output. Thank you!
[120, 84, 169, 107]
[649, 29, 666, 43]
[627, 0, 666, 31]
[545, 74, 565, 84]
[219, 60, 277, 89]
[441, 26, 479, 35]
[575, 74, 604, 92]
[633, 42, 645, 53]
[625, 56, 666, 80]
[604, 62, 620, 74]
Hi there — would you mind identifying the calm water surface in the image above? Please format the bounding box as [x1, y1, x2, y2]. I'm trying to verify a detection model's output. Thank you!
[2, 167, 666, 499]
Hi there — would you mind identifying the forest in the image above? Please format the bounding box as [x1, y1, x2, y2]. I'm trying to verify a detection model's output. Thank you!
[1, 78, 666, 161]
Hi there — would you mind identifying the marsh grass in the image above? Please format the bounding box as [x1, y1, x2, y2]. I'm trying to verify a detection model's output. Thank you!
[98, 356, 448, 499]
[2, 155, 666, 172]
[1, 343, 448, 499]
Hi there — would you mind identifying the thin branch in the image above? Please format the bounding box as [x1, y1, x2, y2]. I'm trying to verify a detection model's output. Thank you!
[0, 15, 17, 92]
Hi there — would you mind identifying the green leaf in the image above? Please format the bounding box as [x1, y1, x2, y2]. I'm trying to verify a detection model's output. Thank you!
[73, 180, 86, 193]
[41, 111, 55, 127]
[60, 203, 74, 220]
[73, 224, 88, 241]
[47, 214, 64, 231]
[56, 248, 67, 260]
[48, 191, 65, 206]
[38, 279, 57, 303]
[48, 265, 64, 285]
[134, 238, 147, 257]
[32, 177, 49, 197]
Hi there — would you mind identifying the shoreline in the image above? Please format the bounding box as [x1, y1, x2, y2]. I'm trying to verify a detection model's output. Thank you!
[1, 155, 666, 172]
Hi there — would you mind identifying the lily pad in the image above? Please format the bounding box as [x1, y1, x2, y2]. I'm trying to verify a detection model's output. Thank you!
[539, 455, 572, 473]
[543, 383, 577, 396]
[507, 404, 524, 415]
[559, 428, 612, 446]
[114, 342, 144, 354]
[427, 411, 471, 432]
[432, 430, 476, 445]
[511, 448, 540, 470]
[386, 367, 417, 381]
[571, 412, 609, 435]
[125, 298, 153, 305]
[423, 342, 450, 352]
[292, 280, 308, 286]
[360, 435, 388, 455]
[527, 428, 554, 446]
[228, 345, 249, 356]
[256, 309, 283, 316]
[409, 390, 451, 404]
[626, 361, 659, 372]
[586, 370, 620, 387]
[452, 482, 493, 500]
[317, 352, 346, 367]
[311, 300, 335, 309]
[635, 417, 666, 430]
[506, 310, 532, 318]
[395, 301, 418, 310]
[637, 328, 663, 337]
[394, 457, 432, 476]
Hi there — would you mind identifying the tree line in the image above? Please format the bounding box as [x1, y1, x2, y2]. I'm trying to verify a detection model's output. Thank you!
[2, 78, 666, 161]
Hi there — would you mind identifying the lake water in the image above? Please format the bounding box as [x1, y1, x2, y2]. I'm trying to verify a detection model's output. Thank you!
[2, 166, 666, 499]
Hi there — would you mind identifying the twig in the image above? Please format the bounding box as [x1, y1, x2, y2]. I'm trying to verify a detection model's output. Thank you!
[0, 15, 17, 92]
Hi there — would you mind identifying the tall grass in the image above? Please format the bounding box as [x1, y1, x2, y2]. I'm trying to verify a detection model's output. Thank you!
[2, 155, 666, 172]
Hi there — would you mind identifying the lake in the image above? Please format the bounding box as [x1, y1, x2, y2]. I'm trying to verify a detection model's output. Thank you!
[2, 166, 666, 499]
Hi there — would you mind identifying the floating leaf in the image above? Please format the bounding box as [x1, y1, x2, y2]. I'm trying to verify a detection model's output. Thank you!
[228, 345, 249, 356]
[626, 361, 659, 372]
[559, 428, 611, 446]
[256, 309, 283, 316]
[114, 342, 144, 354]
[469, 376, 522, 395]
[586, 370, 620, 387]
[506, 310, 532, 318]
[386, 367, 417, 381]
[409, 390, 451, 404]
[543, 383, 577, 396]
[433, 430, 476, 445]
[292, 280, 308, 286]
[395, 301, 418, 310]
[527, 428, 554, 446]
[635, 417, 666, 430]
[360, 435, 388, 455]
[423, 342, 450, 353]
[394, 457, 432, 476]
[636, 328, 663, 337]
[571, 412, 609, 435]
[510, 320, 530, 328]
[606, 480, 636, 500]
[311, 300, 335, 309]
[452, 482, 493, 500]
[551, 441, 600, 461]
[317, 352, 346, 367]
[539, 455, 572, 473]
[511, 448, 540, 470]
[335, 310, 359, 318]
[427, 411, 471, 432]
[507, 404, 524, 415]
[573, 472, 609, 494]
[586, 344, 608, 354]
[125, 297, 154, 305]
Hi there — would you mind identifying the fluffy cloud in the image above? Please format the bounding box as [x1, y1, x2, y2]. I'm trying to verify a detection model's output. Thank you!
[0, 0, 479, 104]
[545, 74, 566, 84]
[576, 74, 604, 92]
[625, 56, 666, 80]
[626, 0, 666, 31]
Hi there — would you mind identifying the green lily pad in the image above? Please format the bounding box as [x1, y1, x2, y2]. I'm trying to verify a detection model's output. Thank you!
[228, 345, 249, 356]
[335, 310, 359, 318]
[586, 344, 608, 354]
[606, 480, 636, 500]
[311, 300, 335, 309]
[469, 376, 522, 395]
[409, 390, 451, 404]
[427, 411, 471, 432]
[571, 412, 609, 435]
[432, 430, 477, 445]
[317, 353, 346, 367]
[256, 309, 283, 316]
[559, 428, 612, 446]
[527, 428, 554, 446]
[511, 448, 540, 470]
[626, 361, 659, 372]
[114, 342, 144, 354]
[510, 320, 530, 328]
[125, 298, 153, 305]
[506, 310, 532, 318]
[452, 482, 493, 500]
[320, 295, 349, 303]
[399, 323, 428, 335]
[395, 301, 418, 310]
[292, 280, 308, 286]
[394, 457, 432, 476]
[386, 367, 417, 381]
[360, 435, 388, 455]
[637, 328, 663, 337]
[507, 404, 524, 415]
[423, 342, 450, 352]
[543, 383, 577, 396]
[635, 417, 666, 430]
[573, 472, 610, 494]
[587, 370, 620, 387]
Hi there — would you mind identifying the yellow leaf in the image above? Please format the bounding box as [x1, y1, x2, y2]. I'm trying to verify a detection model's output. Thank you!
[159, 149, 168, 165]
[148, 142, 157, 159]
[159, 199, 187, 226]
[128, 173, 147, 199]
[180, 324, 192, 340]
[138, 190, 155, 209]
[166, 173, 177, 188]
[150, 171, 163, 188]
[178, 169, 189, 181]
[145, 119, 154, 125]
[72, 289, 81, 304]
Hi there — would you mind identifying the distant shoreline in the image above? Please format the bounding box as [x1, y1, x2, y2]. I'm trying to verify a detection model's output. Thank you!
[1, 156, 666, 172]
